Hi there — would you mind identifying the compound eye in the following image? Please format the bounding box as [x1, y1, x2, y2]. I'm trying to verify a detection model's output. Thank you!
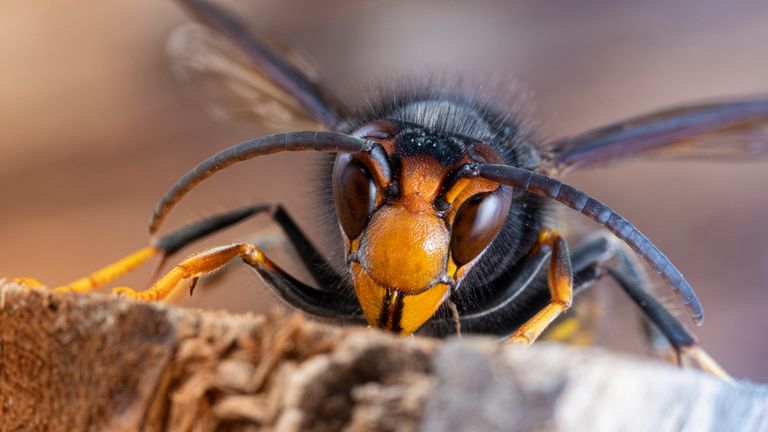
[450, 188, 512, 266]
[332, 154, 377, 239]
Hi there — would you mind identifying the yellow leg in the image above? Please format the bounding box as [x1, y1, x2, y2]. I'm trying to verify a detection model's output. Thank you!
[52, 246, 160, 293]
[682, 347, 734, 383]
[655, 344, 733, 382]
[12, 246, 159, 292]
[114, 243, 267, 301]
[13, 205, 300, 296]
[508, 228, 573, 345]
[13, 277, 47, 288]
[544, 295, 601, 346]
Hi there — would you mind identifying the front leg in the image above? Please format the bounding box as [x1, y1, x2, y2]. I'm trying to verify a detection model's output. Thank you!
[154, 203, 344, 290]
[115, 243, 364, 322]
[507, 229, 573, 345]
[25, 203, 343, 296]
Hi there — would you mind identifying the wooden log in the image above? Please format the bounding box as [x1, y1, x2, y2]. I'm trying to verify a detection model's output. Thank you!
[1, 281, 766, 432]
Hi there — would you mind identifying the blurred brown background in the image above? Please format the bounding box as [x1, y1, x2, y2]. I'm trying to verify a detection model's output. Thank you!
[1, 1, 766, 380]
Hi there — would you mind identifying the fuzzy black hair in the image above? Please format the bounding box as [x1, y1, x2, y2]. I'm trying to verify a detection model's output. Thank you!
[342, 76, 541, 169]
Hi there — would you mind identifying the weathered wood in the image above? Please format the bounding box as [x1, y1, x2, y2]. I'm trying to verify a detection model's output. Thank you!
[1, 281, 766, 432]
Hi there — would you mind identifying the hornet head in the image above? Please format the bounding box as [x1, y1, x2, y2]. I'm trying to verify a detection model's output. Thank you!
[334, 120, 512, 334]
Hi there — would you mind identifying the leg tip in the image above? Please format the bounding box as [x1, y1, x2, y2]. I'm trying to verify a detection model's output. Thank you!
[684, 346, 735, 384]
[13, 277, 46, 288]
[507, 334, 532, 346]
[112, 287, 144, 300]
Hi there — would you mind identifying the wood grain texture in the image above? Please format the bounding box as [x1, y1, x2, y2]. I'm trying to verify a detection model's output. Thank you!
[1, 281, 766, 432]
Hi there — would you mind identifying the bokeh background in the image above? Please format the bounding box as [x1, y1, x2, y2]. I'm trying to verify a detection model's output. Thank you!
[1, 1, 766, 380]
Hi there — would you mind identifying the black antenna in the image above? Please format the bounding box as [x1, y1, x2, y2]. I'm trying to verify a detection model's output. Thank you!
[148, 131, 373, 235]
[478, 163, 704, 325]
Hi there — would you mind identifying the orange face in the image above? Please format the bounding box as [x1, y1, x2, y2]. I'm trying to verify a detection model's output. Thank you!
[333, 120, 512, 334]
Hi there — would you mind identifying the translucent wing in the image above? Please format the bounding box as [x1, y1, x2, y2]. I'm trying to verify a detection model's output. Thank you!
[169, 0, 346, 130]
[547, 98, 768, 174]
